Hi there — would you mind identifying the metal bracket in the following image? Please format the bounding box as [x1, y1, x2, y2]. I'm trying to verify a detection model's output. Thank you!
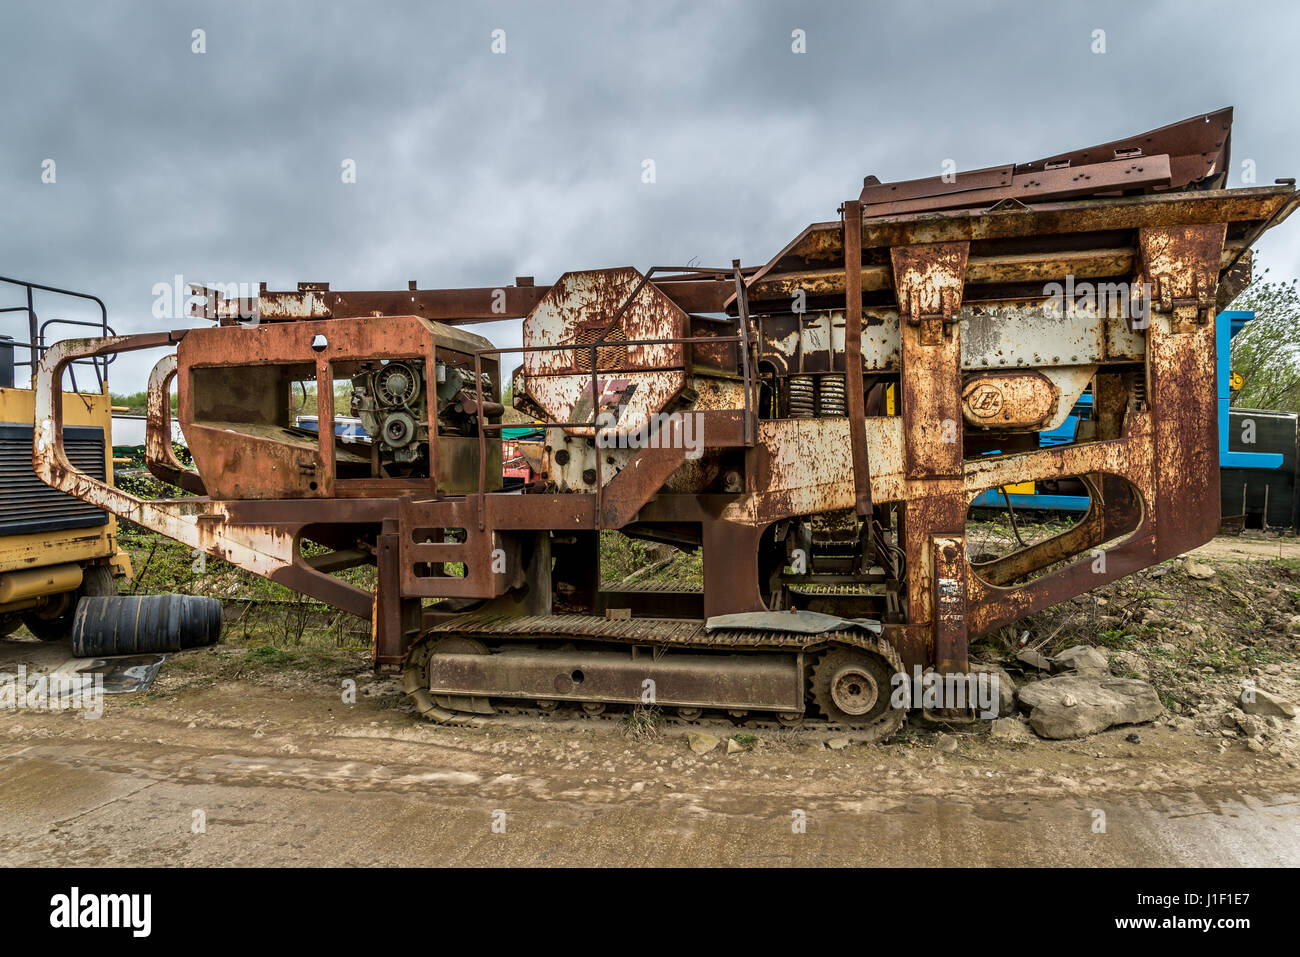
[1150, 273, 1215, 325]
[901, 287, 963, 344]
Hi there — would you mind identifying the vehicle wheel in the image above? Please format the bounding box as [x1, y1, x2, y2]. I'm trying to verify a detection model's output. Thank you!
[21, 594, 77, 641]
[79, 565, 117, 597]
[21, 565, 117, 642]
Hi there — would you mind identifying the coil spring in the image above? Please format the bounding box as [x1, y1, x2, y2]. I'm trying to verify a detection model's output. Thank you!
[788, 375, 815, 417]
[1133, 377, 1147, 409]
[818, 374, 847, 416]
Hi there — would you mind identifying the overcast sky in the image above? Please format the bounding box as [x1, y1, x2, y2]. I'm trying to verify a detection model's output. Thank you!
[2, 0, 1298, 392]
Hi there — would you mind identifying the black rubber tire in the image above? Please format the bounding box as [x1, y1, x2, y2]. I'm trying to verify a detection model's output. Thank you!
[22, 565, 117, 642]
[79, 565, 118, 598]
[72, 594, 222, 656]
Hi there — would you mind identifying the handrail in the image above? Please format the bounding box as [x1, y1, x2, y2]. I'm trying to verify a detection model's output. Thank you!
[0, 275, 114, 391]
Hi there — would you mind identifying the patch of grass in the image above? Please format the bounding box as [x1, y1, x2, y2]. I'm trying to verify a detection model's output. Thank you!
[623, 705, 665, 740]
[1154, 681, 1194, 712]
[599, 532, 702, 589]
[1094, 628, 1138, 651]
[245, 645, 293, 667]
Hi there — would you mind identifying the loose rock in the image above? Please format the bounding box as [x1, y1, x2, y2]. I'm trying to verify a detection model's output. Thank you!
[1232, 712, 1266, 739]
[1017, 649, 1052, 672]
[1185, 561, 1216, 580]
[1052, 645, 1109, 676]
[1017, 675, 1163, 739]
[990, 717, 1034, 743]
[687, 731, 719, 755]
[825, 736, 850, 751]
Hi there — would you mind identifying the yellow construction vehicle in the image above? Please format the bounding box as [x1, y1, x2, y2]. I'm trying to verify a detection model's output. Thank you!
[0, 276, 129, 639]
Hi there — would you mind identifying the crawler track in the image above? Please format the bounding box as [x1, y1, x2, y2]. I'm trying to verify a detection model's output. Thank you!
[402, 614, 908, 743]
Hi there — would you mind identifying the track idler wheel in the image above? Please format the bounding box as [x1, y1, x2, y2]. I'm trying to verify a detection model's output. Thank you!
[403, 635, 495, 723]
[808, 643, 907, 741]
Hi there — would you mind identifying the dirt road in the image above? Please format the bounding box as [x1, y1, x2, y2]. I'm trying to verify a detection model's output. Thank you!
[3, 533, 1300, 867]
[1, 675, 1297, 866]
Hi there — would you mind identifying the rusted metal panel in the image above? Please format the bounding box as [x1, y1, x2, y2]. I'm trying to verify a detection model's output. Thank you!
[1140, 224, 1227, 543]
[523, 267, 686, 375]
[861, 164, 1013, 205]
[860, 109, 1230, 214]
[427, 646, 804, 712]
[144, 353, 206, 495]
[752, 187, 1295, 283]
[863, 155, 1172, 218]
[521, 268, 689, 439]
[932, 536, 968, 674]
[1016, 107, 1232, 189]
[893, 242, 969, 477]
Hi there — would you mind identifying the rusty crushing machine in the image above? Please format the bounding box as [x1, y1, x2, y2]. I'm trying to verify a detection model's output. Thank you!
[31, 108, 1299, 739]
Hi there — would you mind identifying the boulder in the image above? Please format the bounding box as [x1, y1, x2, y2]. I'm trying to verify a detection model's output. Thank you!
[1017, 675, 1163, 739]
[1051, 645, 1109, 676]
[1239, 687, 1298, 719]
[825, 736, 850, 751]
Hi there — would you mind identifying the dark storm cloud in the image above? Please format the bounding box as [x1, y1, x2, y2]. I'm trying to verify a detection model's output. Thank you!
[2, 0, 1298, 389]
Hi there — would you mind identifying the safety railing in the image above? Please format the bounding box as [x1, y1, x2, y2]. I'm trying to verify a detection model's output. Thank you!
[0, 276, 114, 392]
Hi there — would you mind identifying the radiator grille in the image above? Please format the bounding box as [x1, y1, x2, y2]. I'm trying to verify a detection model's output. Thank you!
[0, 423, 108, 535]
